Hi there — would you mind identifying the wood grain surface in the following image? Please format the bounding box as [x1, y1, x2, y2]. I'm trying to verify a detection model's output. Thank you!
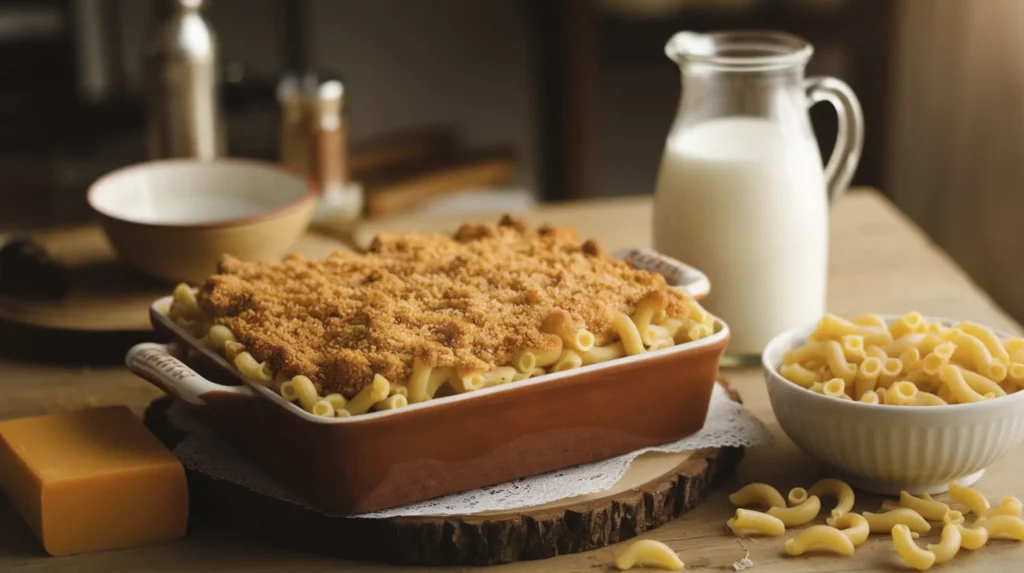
[0, 227, 349, 333]
[142, 393, 742, 566]
[1, 190, 1023, 572]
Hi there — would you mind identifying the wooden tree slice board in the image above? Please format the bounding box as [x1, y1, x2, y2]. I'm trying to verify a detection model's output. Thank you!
[143, 384, 744, 567]
[0, 226, 350, 333]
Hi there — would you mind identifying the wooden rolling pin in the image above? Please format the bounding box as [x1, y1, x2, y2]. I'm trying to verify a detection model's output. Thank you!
[362, 148, 517, 217]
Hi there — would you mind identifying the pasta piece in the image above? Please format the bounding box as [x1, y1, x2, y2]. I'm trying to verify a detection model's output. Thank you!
[389, 384, 409, 397]
[922, 342, 956, 376]
[959, 367, 1007, 397]
[452, 371, 486, 393]
[324, 393, 347, 411]
[808, 381, 825, 394]
[976, 515, 1024, 540]
[223, 340, 246, 362]
[684, 321, 712, 342]
[822, 378, 847, 400]
[817, 314, 893, 345]
[885, 381, 918, 406]
[877, 358, 904, 387]
[865, 345, 888, 360]
[859, 391, 880, 404]
[853, 313, 888, 329]
[784, 525, 855, 556]
[279, 380, 299, 402]
[767, 496, 821, 527]
[855, 356, 883, 398]
[872, 386, 888, 405]
[511, 367, 546, 382]
[542, 309, 595, 352]
[614, 539, 683, 571]
[841, 335, 866, 362]
[346, 374, 390, 415]
[1008, 339, 1024, 363]
[863, 509, 932, 534]
[552, 350, 583, 372]
[983, 496, 1023, 518]
[310, 399, 334, 418]
[372, 394, 408, 411]
[234, 352, 273, 385]
[727, 509, 785, 537]
[926, 523, 961, 565]
[787, 487, 809, 506]
[407, 358, 434, 403]
[899, 347, 923, 374]
[334, 408, 352, 418]
[942, 510, 965, 525]
[951, 331, 1007, 381]
[912, 391, 947, 406]
[1009, 363, 1024, 387]
[899, 491, 950, 521]
[729, 483, 786, 509]
[514, 333, 563, 371]
[290, 375, 319, 412]
[892, 524, 936, 571]
[880, 499, 901, 512]
[958, 321, 1011, 365]
[826, 512, 870, 546]
[890, 311, 927, 339]
[940, 365, 988, 404]
[660, 318, 684, 340]
[477, 366, 517, 387]
[630, 294, 669, 347]
[780, 363, 821, 388]
[170, 283, 201, 319]
[809, 478, 856, 519]
[937, 383, 955, 404]
[208, 324, 236, 349]
[611, 311, 646, 356]
[956, 524, 989, 550]
[948, 482, 991, 516]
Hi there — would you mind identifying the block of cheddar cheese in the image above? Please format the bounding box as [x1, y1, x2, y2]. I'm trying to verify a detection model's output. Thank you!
[0, 406, 188, 556]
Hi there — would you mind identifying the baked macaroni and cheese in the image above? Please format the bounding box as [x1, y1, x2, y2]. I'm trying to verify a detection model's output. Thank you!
[163, 216, 716, 417]
[779, 312, 1024, 406]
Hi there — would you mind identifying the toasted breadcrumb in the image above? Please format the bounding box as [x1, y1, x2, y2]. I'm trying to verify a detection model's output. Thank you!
[197, 216, 692, 398]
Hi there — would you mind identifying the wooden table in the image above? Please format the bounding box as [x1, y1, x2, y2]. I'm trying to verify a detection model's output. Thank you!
[1, 189, 1021, 572]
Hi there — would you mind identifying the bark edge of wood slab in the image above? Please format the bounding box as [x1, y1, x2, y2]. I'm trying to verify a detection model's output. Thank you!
[144, 384, 743, 566]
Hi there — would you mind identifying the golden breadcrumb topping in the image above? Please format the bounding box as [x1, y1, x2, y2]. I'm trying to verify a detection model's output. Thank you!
[197, 216, 691, 397]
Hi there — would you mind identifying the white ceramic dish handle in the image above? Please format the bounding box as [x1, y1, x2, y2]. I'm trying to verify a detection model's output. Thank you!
[126, 342, 253, 406]
[614, 248, 711, 299]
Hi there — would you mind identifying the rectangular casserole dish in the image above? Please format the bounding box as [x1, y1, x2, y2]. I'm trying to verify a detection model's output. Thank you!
[126, 248, 729, 516]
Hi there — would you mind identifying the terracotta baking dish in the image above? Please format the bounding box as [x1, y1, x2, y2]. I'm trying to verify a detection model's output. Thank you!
[126, 248, 729, 516]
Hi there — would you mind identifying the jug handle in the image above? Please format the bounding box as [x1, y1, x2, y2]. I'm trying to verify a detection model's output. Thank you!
[805, 77, 864, 204]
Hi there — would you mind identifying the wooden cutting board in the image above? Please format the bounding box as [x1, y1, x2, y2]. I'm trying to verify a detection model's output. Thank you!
[0, 226, 350, 334]
[141, 381, 743, 566]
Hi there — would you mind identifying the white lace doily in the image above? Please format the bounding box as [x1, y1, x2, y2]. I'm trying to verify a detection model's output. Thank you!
[166, 384, 771, 518]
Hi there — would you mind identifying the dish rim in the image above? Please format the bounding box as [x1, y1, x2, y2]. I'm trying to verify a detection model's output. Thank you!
[763, 314, 1024, 414]
[87, 158, 318, 230]
[149, 295, 730, 425]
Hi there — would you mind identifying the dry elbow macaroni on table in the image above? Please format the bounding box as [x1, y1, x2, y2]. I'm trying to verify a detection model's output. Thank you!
[166, 281, 715, 418]
[780, 312, 1024, 405]
[721, 478, 1024, 571]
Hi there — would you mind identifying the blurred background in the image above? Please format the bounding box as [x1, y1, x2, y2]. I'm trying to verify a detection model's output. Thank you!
[0, 0, 1020, 322]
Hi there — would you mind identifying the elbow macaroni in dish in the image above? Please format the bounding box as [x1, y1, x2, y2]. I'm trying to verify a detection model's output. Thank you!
[780, 312, 1024, 405]
[163, 218, 717, 417]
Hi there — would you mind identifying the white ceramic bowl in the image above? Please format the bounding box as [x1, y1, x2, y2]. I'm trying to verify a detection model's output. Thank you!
[88, 159, 316, 283]
[764, 316, 1024, 495]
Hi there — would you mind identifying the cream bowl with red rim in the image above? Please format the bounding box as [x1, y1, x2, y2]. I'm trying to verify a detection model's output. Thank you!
[88, 159, 316, 284]
[763, 315, 1024, 495]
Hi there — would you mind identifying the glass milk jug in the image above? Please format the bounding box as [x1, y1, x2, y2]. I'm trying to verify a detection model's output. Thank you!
[653, 31, 863, 363]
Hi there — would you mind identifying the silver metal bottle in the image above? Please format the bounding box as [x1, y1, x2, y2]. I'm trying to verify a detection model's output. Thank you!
[144, 0, 225, 159]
